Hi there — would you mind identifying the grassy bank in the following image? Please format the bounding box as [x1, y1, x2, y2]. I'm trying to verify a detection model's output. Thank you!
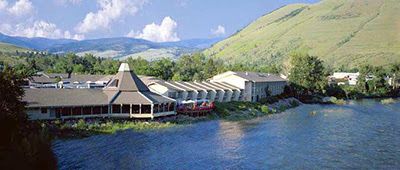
[43, 120, 177, 139]
[381, 98, 397, 105]
[44, 98, 302, 139]
[214, 98, 301, 121]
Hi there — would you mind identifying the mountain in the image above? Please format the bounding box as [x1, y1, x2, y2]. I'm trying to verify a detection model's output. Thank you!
[48, 37, 161, 57]
[0, 33, 220, 60]
[0, 33, 76, 50]
[161, 38, 222, 49]
[204, 0, 400, 68]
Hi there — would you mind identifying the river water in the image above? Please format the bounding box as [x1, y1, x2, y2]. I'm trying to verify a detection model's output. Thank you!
[53, 99, 400, 169]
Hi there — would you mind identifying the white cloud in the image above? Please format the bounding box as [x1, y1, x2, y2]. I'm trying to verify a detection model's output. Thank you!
[211, 25, 226, 36]
[0, 20, 84, 40]
[75, 0, 146, 33]
[0, 0, 8, 10]
[55, 0, 82, 6]
[128, 16, 180, 42]
[63, 30, 85, 40]
[7, 0, 34, 16]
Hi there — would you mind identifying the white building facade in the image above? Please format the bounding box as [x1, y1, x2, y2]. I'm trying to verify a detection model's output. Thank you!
[329, 72, 360, 86]
[211, 71, 288, 102]
[146, 80, 243, 103]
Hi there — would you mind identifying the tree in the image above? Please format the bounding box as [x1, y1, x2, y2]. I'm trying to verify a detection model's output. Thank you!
[149, 58, 175, 80]
[288, 52, 326, 95]
[390, 63, 400, 89]
[73, 64, 85, 73]
[357, 65, 373, 93]
[126, 57, 151, 75]
[0, 67, 56, 169]
[173, 54, 204, 81]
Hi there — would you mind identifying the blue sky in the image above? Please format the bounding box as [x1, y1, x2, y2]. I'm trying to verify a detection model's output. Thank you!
[0, 0, 319, 42]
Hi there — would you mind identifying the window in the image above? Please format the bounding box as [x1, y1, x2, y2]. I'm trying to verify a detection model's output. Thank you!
[122, 105, 130, 114]
[72, 107, 82, 115]
[61, 107, 72, 116]
[41, 108, 47, 114]
[141, 105, 151, 114]
[168, 103, 175, 111]
[101, 106, 109, 114]
[153, 104, 159, 113]
[83, 107, 91, 115]
[132, 105, 140, 114]
[93, 106, 102, 115]
[112, 105, 121, 114]
[163, 103, 168, 112]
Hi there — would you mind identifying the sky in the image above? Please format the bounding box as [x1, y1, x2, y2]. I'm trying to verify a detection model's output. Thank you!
[0, 0, 320, 42]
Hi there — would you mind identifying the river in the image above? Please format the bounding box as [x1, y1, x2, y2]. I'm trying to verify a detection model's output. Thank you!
[53, 99, 400, 169]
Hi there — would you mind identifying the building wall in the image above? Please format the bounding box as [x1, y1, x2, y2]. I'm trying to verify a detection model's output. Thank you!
[27, 108, 52, 120]
[251, 81, 287, 102]
[245, 81, 253, 102]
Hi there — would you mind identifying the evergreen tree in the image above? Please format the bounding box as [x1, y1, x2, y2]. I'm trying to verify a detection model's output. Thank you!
[0, 67, 57, 169]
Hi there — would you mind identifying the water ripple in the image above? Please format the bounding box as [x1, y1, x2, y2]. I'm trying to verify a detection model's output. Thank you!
[53, 99, 400, 169]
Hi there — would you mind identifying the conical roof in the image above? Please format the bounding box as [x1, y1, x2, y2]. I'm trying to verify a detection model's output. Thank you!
[104, 63, 150, 92]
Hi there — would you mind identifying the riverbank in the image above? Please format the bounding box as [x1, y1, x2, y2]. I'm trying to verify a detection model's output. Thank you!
[43, 98, 302, 140]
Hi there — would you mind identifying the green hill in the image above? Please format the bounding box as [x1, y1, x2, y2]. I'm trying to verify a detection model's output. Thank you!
[204, 0, 400, 68]
[0, 42, 30, 53]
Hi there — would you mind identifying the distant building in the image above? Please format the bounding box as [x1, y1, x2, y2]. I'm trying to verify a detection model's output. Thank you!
[27, 72, 113, 89]
[329, 72, 360, 86]
[23, 63, 176, 120]
[211, 71, 287, 102]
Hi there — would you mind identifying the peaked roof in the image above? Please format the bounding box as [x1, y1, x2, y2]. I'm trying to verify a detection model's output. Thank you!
[104, 63, 150, 92]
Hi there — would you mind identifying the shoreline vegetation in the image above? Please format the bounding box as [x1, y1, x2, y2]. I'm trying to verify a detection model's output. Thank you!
[42, 98, 301, 140]
[45, 96, 399, 140]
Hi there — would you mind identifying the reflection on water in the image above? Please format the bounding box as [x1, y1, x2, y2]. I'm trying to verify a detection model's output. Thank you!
[53, 99, 400, 169]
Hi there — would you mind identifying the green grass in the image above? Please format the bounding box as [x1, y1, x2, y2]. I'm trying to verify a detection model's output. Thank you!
[204, 0, 400, 68]
[0, 43, 30, 53]
[214, 100, 297, 121]
[46, 99, 302, 139]
[47, 119, 177, 139]
[381, 98, 396, 105]
[332, 98, 346, 105]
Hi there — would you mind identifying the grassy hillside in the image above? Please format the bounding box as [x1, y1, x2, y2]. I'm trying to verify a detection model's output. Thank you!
[204, 0, 400, 68]
[0, 42, 30, 53]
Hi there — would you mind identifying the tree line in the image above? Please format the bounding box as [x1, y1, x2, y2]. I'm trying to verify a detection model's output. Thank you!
[0, 51, 282, 81]
[286, 52, 400, 101]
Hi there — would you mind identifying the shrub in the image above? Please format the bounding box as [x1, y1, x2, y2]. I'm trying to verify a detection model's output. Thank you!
[76, 119, 86, 130]
[279, 105, 288, 112]
[260, 96, 279, 104]
[332, 98, 346, 105]
[289, 100, 300, 107]
[325, 85, 347, 99]
[261, 105, 270, 114]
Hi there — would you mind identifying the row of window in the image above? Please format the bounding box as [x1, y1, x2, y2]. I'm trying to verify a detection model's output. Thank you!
[50, 104, 174, 117]
[55, 106, 109, 117]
